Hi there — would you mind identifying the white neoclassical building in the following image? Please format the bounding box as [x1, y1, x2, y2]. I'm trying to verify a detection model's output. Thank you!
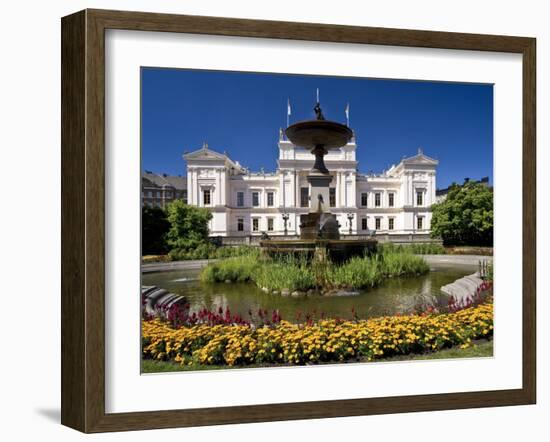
[184, 132, 438, 240]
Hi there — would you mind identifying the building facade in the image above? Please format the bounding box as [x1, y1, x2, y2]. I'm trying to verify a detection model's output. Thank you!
[142, 172, 187, 208]
[183, 134, 438, 238]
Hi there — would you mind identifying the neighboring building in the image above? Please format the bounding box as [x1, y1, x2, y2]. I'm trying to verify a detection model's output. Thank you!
[435, 176, 490, 203]
[142, 172, 187, 208]
[183, 134, 439, 238]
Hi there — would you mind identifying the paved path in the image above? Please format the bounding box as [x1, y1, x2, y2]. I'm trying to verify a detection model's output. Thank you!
[141, 259, 217, 274]
[421, 254, 493, 268]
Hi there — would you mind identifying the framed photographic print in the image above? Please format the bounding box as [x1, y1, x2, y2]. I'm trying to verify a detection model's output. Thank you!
[61, 9, 536, 433]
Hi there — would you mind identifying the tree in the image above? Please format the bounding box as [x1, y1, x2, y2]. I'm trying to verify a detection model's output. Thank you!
[431, 182, 493, 246]
[165, 200, 213, 251]
[142, 206, 170, 255]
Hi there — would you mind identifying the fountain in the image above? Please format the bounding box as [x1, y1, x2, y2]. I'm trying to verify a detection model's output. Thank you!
[260, 100, 377, 262]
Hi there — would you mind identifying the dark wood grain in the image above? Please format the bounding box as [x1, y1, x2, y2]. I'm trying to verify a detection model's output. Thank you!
[61, 9, 537, 433]
[61, 10, 86, 431]
[522, 38, 536, 403]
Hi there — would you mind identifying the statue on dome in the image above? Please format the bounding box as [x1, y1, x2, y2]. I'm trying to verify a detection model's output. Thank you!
[314, 102, 325, 120]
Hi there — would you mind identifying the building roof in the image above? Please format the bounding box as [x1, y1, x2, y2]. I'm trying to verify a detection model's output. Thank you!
[183, 142, 247, 174]
[382, 148, 438, 178]
[142, 172, 187, 190]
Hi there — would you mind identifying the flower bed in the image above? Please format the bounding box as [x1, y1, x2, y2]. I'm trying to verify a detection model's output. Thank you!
[142, 301, 493, 367]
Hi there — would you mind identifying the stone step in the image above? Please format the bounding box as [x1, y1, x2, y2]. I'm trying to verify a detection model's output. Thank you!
[440, 273, 484, 303]
[142, 286, 187, 318]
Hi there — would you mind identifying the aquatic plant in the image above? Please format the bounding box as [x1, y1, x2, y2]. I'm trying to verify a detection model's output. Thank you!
[200, 250, 429, 291]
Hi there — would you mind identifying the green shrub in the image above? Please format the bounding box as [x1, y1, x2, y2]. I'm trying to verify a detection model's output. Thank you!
[379, 242, 445, 255]
[431, 181, 493, 246]
[213, 245, 259, 259]
[169, 242, 217, 261]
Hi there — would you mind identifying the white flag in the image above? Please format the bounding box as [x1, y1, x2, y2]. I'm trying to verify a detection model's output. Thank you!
[287, 98, 291, 116]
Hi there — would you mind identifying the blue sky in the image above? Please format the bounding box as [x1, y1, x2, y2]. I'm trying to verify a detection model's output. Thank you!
[141, 68, 493, 189]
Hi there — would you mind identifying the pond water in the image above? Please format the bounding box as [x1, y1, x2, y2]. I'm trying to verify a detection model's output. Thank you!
[142, 263, 474, 322]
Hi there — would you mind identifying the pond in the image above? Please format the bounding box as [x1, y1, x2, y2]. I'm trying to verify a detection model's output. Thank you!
[142, 262, 474, 323]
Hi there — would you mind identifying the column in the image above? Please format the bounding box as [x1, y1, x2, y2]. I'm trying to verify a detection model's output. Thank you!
[216, 168, 221, 206]
[220, 168, 226, 206]
[336, 172, 341, 207]
[279, 171, 285, 208]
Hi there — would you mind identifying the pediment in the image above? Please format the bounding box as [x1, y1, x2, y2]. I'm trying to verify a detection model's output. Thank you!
[184, 146, 227, 162]
[402, 153, 439, 166]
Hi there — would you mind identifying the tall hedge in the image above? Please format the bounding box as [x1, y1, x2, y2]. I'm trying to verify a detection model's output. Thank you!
[431, 182, 493, 246]
[165, 200, 213, 251]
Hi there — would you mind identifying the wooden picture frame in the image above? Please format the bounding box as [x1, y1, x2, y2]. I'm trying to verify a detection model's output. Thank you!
[61, 8, 536, 433]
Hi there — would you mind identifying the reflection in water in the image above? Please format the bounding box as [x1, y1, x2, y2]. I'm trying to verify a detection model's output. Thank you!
[142, 267, 471, 323]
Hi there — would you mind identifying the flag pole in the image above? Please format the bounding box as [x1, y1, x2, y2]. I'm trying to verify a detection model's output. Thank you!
[286, 98, 290, 127]
[286, 98, 290, 129]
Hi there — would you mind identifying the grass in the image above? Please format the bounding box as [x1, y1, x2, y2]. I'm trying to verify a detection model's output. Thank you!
[255, 260, 316, 291]
[141, 340, 493, 373]
[142, 359, 229, 373]
[379, 242, 446, 255]
[144, 245, 259, 263]
[199, 252, 261, 283]
[379, 339, 493, 361]
[444, 246, 493, 256]
[200, 250, 429, 292]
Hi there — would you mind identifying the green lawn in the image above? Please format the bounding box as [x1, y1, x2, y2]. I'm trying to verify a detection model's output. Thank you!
[142, 359, 229, 373]
[379, 340, 493, 362]
[141, 340, 493, 374]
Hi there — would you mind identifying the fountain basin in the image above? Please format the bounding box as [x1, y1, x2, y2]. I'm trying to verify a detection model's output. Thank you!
[259, 238, 378, 263]
[299, 212, 340, 240]
[285, 120, 353, 149]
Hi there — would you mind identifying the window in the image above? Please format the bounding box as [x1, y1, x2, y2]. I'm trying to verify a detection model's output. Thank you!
[388, 218, 394, 230]
[417, 216, 423, 230]
[329, 188, 336, 207]
[237, 191, 244, 207]
[361, 192, 368, 207]
[416, 191, 423, 206]
[237, 218, 244, 232]
[300, 187, 309, 207]
[375, 217, 381, 230]
[375, 193, 381, 207]
[203, 189, 211, 205]
[267, 192, 274, 207]
[388, 193, 394, 207]
[252, 218, 259, 232]
[147, 191, 152, 197]
[361, 217, 368, 231]
[183, 190, 188, 204]
[252, 192, 260, 207]
[267, 218, 274, 231]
